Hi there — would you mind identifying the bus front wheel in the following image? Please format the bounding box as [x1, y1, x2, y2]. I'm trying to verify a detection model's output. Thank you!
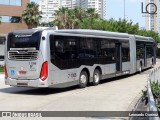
[79, 71, 88, 88]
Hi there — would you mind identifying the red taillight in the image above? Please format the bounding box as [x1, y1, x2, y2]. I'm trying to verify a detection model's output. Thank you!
[4, 65, 8, 79]
[40, 61, 48, 81]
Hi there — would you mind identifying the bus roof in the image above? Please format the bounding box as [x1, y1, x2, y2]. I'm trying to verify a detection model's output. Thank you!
[134, 35, 154, 42]
[54, 29, 129, 39]
[11, 29, 41, 35]
[9, 29, 154, 42]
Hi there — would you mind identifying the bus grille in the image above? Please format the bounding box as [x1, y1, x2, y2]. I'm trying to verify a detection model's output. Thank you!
[8, 51, 38, 60]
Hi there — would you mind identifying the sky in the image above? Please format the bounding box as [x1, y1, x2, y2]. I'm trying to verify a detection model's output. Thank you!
[107, 0, 144, 27]
[31, 0, 145, 28]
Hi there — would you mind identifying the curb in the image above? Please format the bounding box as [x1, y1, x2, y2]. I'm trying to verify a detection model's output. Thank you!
[127, 91, 143, 112]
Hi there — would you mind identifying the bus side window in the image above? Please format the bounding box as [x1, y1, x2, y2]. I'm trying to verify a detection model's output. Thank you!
[56, 41, 64, 53]
[55, 40, 65, 59]
[100, 39, 115, 62]
[122, 42, 130, 62]
[78, 37, 97, 58]
[54, 36, 77, 60]
[50, 35, 55, 60]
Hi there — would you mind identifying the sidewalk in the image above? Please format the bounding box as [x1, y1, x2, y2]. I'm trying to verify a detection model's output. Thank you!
[129, 97, 149, 120]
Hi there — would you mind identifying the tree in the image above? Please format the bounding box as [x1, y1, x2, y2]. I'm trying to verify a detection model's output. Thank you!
[54, 7, 100, 29]
[67, 9, 79, 29]
[53, 7, 160, 43]
[85, 8, 99, 19]
[22, 2, 42, 28]
[53, 7, 70, 29]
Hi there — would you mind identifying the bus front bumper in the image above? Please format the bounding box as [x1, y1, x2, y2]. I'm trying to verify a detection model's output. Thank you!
[5, 77, 48, 88]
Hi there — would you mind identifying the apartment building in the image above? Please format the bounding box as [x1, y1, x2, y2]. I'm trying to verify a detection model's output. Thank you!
[145, 0, 160, 33]
[39, 0, 77, 23]
[79, 0, 107, 19]
[39, 0, 60, 23]
[39, 0, 107, 22]
[61, 0, 77, 8]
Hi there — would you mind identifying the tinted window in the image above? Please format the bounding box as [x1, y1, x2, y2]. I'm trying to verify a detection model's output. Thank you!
[1, 16, 21, 23]
[7, 32, 42, 50]
[50, 35, 54, 60]
[122, 42, 130, 62]
[146, 46, 154, 58]
[79, 37, 97, 58]
[100, 39, 115, 63]
[54, 36, 77, 60]
[136, 42, 145, 60]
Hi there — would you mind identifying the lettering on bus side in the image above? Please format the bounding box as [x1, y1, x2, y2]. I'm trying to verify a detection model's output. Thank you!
[29, 62, 37, 71]
[68, 73, 77, 79]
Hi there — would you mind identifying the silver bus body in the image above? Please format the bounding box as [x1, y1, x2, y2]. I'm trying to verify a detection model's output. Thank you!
[5, 29, 156, 88]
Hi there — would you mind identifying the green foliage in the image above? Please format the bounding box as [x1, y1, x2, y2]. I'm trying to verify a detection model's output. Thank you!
[54, 7, 99, 29]
[151, 81, 160, 99]
[150, 81, 160, 111]
[141, 81, 160, 111]
[141, 88, 148, 105]
[53, 7, 160, 43]
[0, 66, 4, 72]
[157, 104, 160, 111]
[22, 2, 42, 28]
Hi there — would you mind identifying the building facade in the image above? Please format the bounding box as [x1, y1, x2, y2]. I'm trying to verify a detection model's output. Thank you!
[79, 0, 107, 19]
[39, 0, 60, 23]
[39, 0, 77, 23]
[145, 0, 160, 33]
[39, 0, 107, 22]
[0, 0, 29, 36]
[0, 0, 29, 58]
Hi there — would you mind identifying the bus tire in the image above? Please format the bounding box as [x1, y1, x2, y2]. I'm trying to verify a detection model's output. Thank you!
[92, 69, 101, 86]
[79, 71, 88, 88]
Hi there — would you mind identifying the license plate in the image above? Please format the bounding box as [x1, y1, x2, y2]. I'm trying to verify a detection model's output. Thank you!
[17, 82, 28, 86]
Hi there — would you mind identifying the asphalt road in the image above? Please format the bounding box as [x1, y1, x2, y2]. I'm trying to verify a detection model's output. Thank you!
[0, 59, 160, 120]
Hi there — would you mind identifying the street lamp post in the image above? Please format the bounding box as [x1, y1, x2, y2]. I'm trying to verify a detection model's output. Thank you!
[124, 0, 125, 20]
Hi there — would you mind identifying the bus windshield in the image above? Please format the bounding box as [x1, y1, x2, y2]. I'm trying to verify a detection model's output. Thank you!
[7, 31, 42, 50]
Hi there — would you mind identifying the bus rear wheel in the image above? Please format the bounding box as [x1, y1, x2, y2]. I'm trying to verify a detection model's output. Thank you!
[79, 71, 88, 88]
[92, 69, 101, 86]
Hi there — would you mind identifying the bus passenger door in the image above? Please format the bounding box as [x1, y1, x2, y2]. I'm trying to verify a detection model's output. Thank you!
[115, 43, 122, 72]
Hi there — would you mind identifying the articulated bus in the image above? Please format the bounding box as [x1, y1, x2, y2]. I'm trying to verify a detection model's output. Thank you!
[4, 29, 156, 88]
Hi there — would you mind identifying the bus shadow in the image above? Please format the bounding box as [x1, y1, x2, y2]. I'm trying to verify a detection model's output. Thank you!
[0, 85, 78, 95]
[99, 67, 152, 84]
[99, 74, 132, 85]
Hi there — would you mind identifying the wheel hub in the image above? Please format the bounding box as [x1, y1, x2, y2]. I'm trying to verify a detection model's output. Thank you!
[94, 73, 99, 83]
[80, 75, 87, 84]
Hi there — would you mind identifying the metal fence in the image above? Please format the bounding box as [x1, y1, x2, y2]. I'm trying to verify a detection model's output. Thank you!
[147, 66, 160, 120]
